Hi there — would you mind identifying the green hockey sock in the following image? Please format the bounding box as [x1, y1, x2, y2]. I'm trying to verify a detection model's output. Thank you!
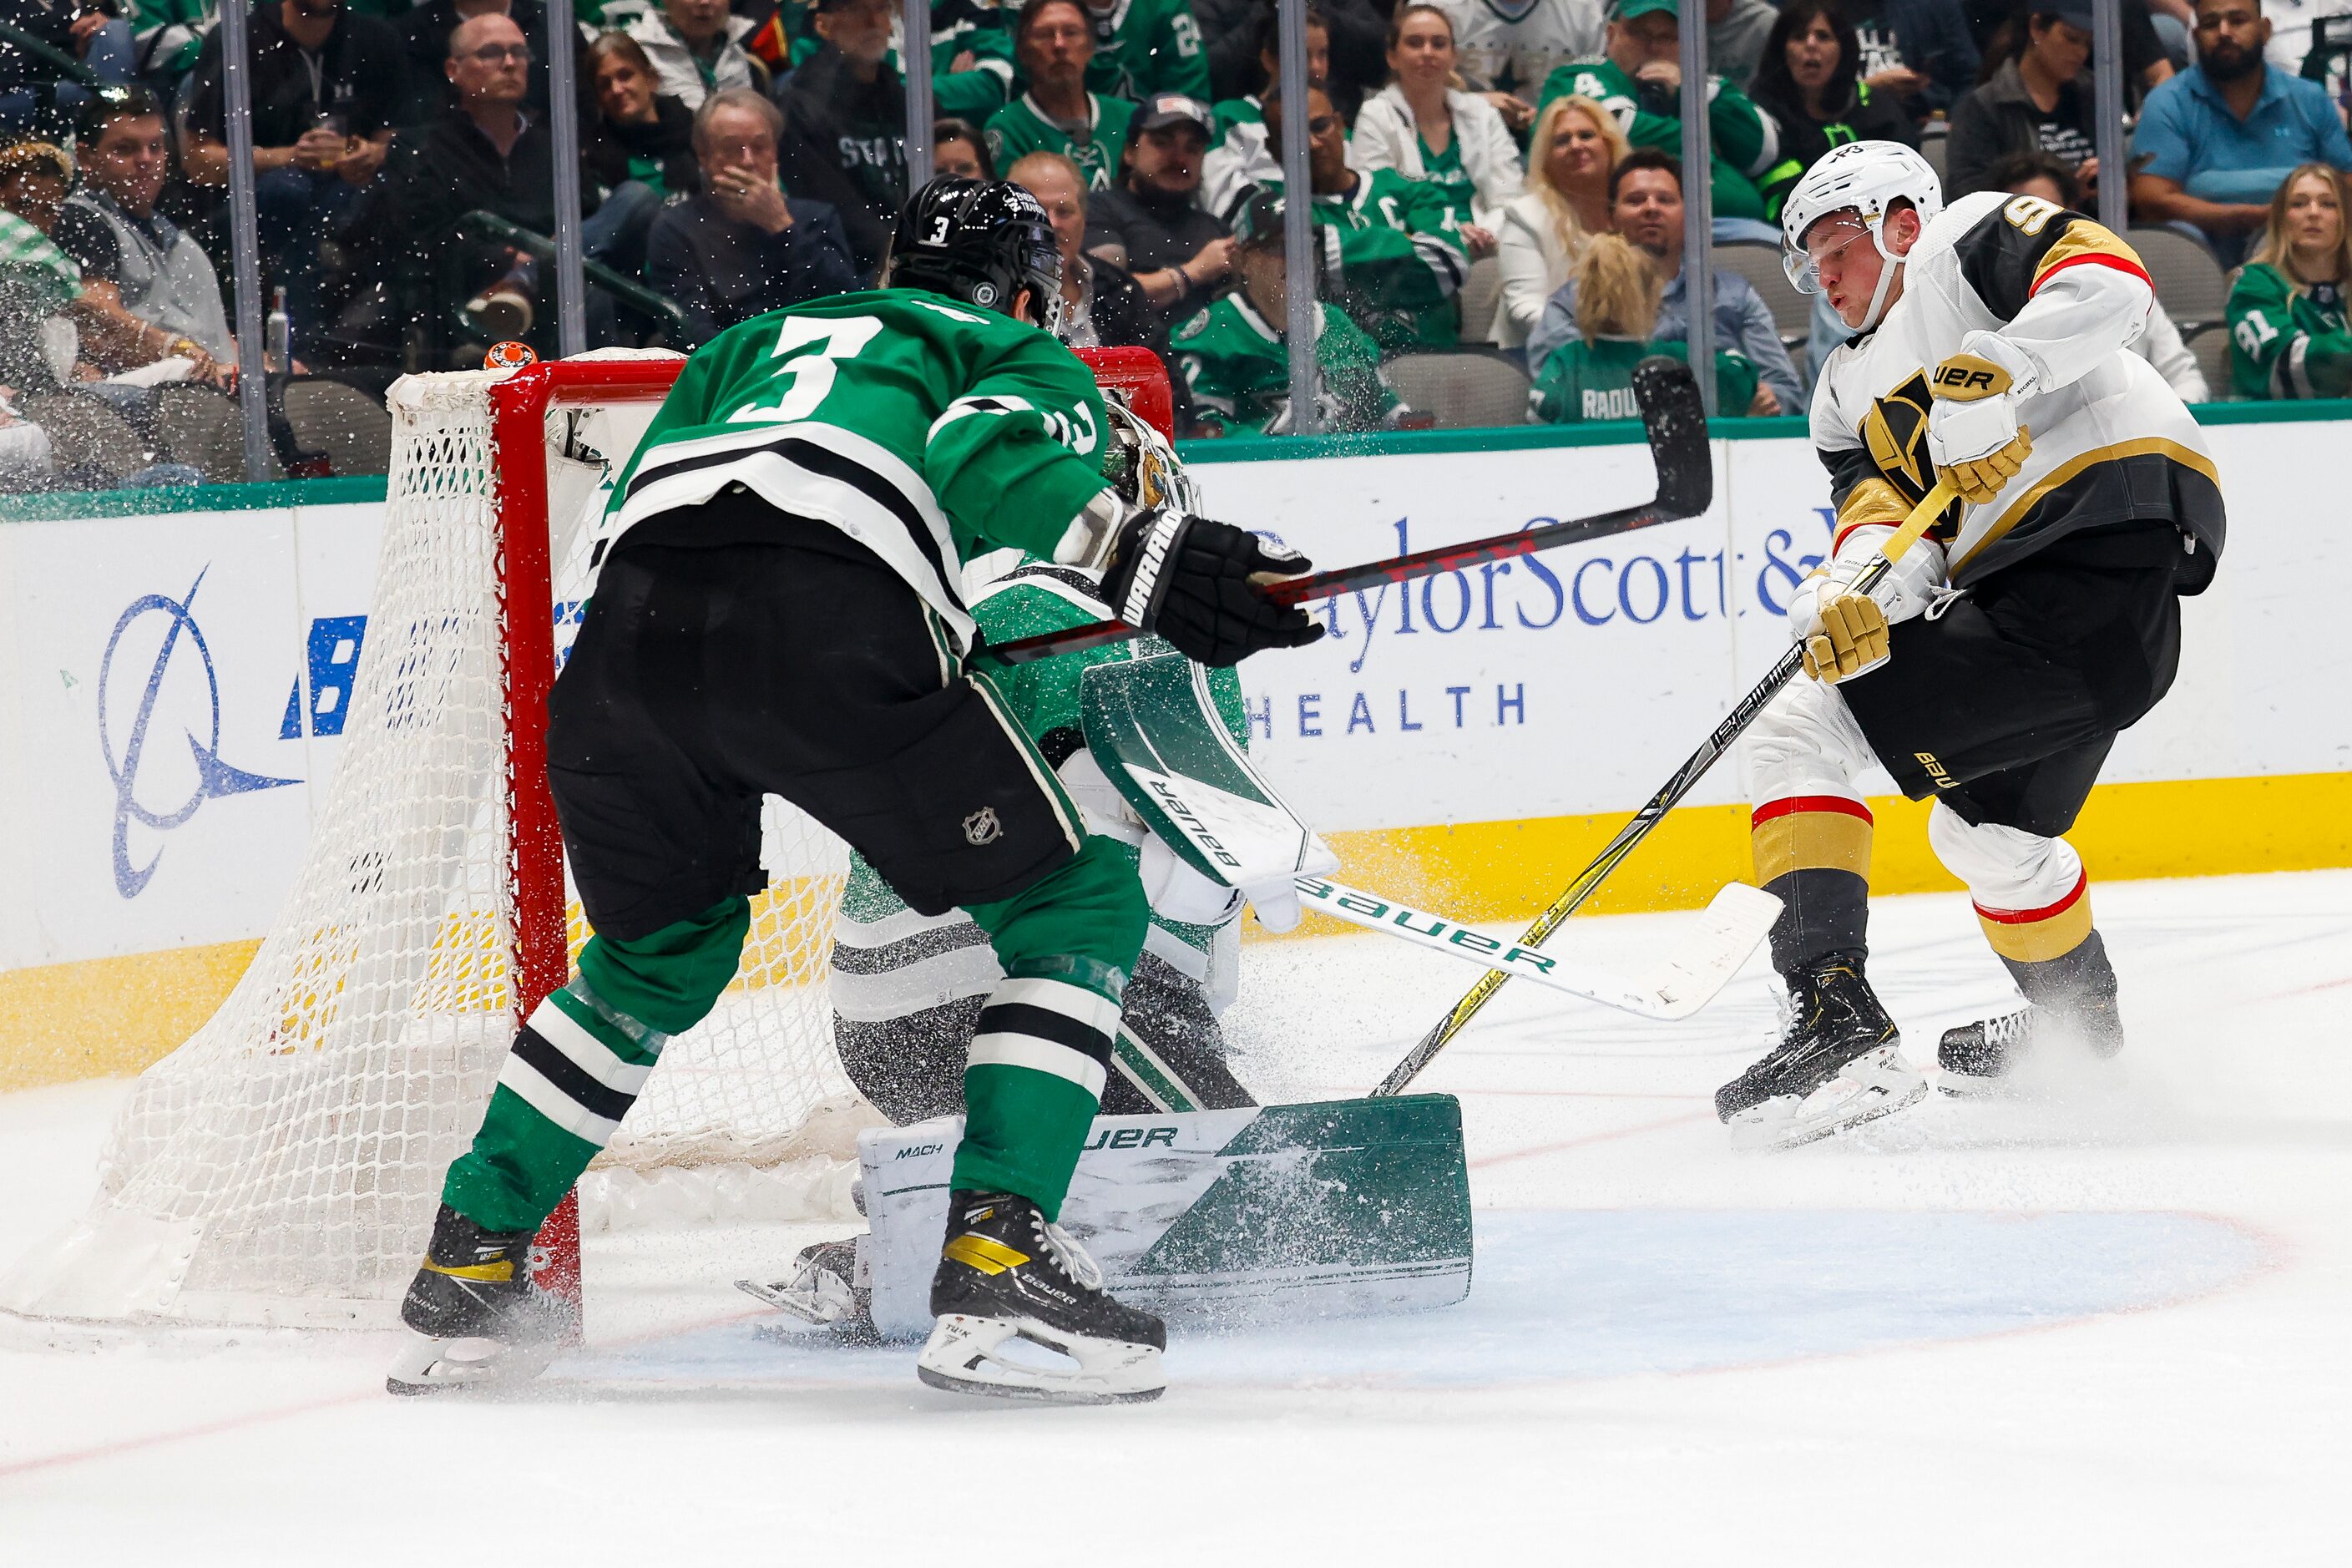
[443, 900, 748, 1232]
[953, 836, 1147, 1217]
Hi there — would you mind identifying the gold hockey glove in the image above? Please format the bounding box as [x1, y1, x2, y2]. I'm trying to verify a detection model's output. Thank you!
[1926, 352, 2034, 506]
[1797, 585, 1891, 683]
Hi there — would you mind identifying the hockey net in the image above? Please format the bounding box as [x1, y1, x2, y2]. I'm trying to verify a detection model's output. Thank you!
[0, 352, 869, 1328]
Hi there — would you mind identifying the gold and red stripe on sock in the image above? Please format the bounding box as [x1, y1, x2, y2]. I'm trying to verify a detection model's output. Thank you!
[1752, 795, 1874, 884]
[1751, 795, 1874, 970]
[1975, 871, 2094, 963]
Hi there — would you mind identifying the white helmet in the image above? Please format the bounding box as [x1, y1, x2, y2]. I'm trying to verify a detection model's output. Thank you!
[1779, 139, 1943, 331]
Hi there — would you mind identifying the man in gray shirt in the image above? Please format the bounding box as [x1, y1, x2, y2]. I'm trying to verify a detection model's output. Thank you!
[1526, 148, 1802, 413]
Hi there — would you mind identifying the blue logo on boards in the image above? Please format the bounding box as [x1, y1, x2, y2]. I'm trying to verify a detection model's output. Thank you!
[100, 569, 301, 898]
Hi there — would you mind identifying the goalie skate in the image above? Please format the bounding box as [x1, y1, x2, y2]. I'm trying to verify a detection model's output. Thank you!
[915, 1191, 1166, 1405]
[386, 1206, 567, 1395]
[737, 1238, 883, 1343]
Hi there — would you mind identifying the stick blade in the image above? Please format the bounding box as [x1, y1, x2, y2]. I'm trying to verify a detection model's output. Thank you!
[1631, 356, 1714, 521]
[1629, 882, 1782, 1020]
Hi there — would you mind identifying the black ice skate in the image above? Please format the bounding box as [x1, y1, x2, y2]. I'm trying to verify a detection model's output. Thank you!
[736, 1237, 883, 1343]
[1717, 952, 1926, 1150]
[386, 1205, 567, 1395]
[1940, 937, 2127, 1094]
[916, 1191, 1166, 1405]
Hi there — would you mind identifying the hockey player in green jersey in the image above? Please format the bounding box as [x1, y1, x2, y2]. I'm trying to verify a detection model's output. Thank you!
[1176, 195, 1405, 433]
[1530, 233, 1760, 422]
[387, 177, 1323, 1406]
[1537, 0, 1778, 226]
[987, 0, 1136, 189]
[760, 402, 1266, 1333]
[1075, 0, 1210, 102]
[1233, 83, 1469, 353]
[2226, 164, 2352, 400]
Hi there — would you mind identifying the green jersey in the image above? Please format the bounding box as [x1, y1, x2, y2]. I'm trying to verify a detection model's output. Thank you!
[1414, 132, 1480, 236]
[604, 289, 1111, 650]
[2228, 263, 2352, 400]
[1234, 169, 1469, 353]
[1079, 0, 1211, 102]
[1536, 58, 1773, 223]
[1211, 94, 1261, 140]
[1530, 336, 1758, 424]
[1173, 293, 1400, 435]
[985, 93, 1138, 190]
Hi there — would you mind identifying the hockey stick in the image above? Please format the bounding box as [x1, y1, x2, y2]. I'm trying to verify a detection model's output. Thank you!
[1296, 876, 1780, 1021]
[1369, 478, 1959, 1097]
[986, 357, 1713, 666]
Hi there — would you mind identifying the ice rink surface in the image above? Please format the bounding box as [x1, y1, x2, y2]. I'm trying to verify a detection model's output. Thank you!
[2, 869, 2347, 1564]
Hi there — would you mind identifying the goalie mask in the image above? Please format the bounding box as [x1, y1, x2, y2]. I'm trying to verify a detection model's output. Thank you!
[1100, 391, 1200, 516]
[1779, 139, 1943, 333]
[887, 176, 1067, 336]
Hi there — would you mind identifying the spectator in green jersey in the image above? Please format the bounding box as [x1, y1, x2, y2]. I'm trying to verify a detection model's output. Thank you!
[986, 0, 1136, 190]
[2228, 163, 2352, 397]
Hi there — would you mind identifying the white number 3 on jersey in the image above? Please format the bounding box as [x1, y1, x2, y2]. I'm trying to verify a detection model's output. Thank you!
[729, 316, 887, 424]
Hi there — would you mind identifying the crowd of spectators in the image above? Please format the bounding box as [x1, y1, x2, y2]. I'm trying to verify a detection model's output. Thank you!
[2, 0, 2351, 488]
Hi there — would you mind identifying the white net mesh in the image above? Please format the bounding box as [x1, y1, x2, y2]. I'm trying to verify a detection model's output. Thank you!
[0, 362, 862, 1328]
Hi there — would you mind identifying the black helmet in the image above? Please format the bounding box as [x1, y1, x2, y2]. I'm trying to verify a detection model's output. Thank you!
[886, 175, 1067, 336]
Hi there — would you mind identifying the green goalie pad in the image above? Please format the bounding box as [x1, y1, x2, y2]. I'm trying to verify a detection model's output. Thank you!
[1080, 650, 1338, 890]
[860, 1096, 1474, 1338]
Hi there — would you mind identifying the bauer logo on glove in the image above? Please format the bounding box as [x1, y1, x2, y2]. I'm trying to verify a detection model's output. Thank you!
[1926, 350, 2034, 507]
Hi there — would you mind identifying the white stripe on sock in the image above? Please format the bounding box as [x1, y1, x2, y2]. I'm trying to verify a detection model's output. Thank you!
[498, 1053, 624, 1146]
[989, 975, 1121, 1036]
[527, 998, 655, 1095]
[968, 1031, 1108, 1097]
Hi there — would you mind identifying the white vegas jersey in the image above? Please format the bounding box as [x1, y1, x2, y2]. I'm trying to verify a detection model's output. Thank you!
[1810, 190, 2223, 589]
[1436, 0, 1606, 98]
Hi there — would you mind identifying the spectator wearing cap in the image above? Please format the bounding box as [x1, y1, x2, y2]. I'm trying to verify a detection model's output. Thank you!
[645, 88, 860, 346]
[52, 88, 235, 375]
[1173, 190, 1404, 436]
[0, 0, 135, 135]
[2131, 0, 2352, 264]
[933, 118, 996, 180]
[1537, 0, 1782, 240]
[1353, 3, 1525, 245]
[1526, 149, 1800, 412]
[1085, 92, 1233, 326]
[584, 32, 701, 279]
[182, 0, 406, 359]
[775, 0, 908, 278]
[622, 0, 759, 111]
[986, 0, 1134, 191]
[1945, 0, 2105, 198]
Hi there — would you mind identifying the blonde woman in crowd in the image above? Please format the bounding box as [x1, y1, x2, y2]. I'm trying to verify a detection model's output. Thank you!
[1353, 3, 1525, 253]
[2227, 163, 2352, 400]
[1530, 232, 1762, 422]
[1490, 93, 1624, 351]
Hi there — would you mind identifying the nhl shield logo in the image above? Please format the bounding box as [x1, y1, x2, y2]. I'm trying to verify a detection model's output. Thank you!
[962, 807, 1002, 846]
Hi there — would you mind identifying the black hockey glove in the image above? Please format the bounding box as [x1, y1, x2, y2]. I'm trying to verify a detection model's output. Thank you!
[1099, 508, 1325, 667]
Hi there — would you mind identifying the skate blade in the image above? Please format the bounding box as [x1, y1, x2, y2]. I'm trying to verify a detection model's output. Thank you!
[1728, 1047, 1929, 1151]
[385, 1328, 557, 1396]
[915, 1313, 1166, 1405]
[736, 1275, 855, 1328]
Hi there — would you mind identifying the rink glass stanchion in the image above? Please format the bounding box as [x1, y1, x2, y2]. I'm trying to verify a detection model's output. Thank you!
[1371, 480, 1959, 1098]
